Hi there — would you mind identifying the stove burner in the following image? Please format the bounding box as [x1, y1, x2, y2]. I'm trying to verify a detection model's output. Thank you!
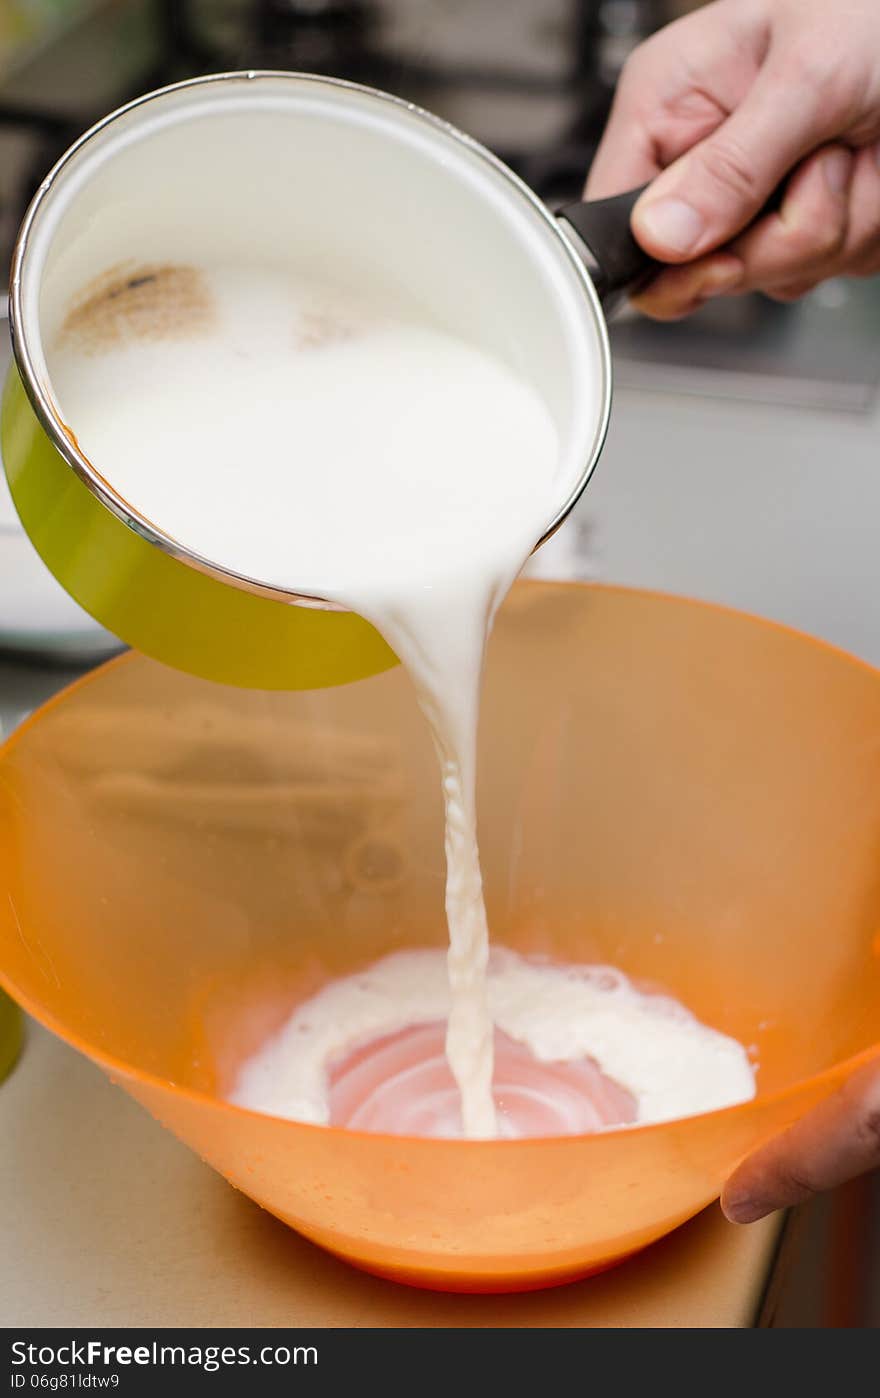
[151, 0, 380, 76]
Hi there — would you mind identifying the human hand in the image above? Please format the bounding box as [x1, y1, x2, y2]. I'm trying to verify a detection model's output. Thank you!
[722, 1057, 880, 1223]
[586, 0, 880, 319]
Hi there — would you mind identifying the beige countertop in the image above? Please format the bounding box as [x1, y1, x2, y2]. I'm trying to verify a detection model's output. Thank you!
[0, 1019, 782, 1329]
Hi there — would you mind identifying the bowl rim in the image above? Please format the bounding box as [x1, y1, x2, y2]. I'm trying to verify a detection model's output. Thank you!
[2, 580, 879, 1148]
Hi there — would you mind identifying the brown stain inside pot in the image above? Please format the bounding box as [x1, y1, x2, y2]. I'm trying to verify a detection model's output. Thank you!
[59, 263, 215, 353]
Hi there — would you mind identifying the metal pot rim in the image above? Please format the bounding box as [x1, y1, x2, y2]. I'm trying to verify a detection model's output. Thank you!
[8, 69, 612, 612]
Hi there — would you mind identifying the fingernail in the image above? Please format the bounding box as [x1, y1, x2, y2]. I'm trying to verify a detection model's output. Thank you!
[636, 197, 706, 256]
[723, 1195, 770, 1225]
[824, 148, 853, 194]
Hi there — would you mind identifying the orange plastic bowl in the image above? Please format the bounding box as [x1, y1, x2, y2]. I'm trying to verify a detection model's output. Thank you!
[2, 581, 880, 1292]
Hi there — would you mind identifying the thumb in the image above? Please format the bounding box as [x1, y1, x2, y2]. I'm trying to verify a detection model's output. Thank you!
[721, 1057, 880, 1224]
[632, 60, 836, 262]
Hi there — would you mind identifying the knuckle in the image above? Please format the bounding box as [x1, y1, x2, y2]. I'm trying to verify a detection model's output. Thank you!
[840, 1063, 880, 1154]
[785, 40, 828, 87]
[857, 1108, 880, 1160]
[695, 135, 761, 205]
[783, 205, 847, 263]
[811, 220, 847, 260]
[776, 1161, 818, 1203]
[785, 41, 849, 113]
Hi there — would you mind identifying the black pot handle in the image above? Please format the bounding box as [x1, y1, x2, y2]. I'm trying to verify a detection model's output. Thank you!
[560, 179, 790, 314]
[557, 185, 660, 314]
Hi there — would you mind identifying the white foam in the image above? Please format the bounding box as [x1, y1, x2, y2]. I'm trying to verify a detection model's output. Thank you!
[232, 948, 756, 1136]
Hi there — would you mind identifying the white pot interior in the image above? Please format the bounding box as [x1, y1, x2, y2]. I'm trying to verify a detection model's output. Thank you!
[17, 73, 609, 543]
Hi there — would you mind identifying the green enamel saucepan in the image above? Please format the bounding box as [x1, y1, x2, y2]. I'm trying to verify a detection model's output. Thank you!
[3, 72, 654, 690]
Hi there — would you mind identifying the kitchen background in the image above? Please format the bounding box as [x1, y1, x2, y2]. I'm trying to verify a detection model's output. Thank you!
[1, 0, 879, 1326]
